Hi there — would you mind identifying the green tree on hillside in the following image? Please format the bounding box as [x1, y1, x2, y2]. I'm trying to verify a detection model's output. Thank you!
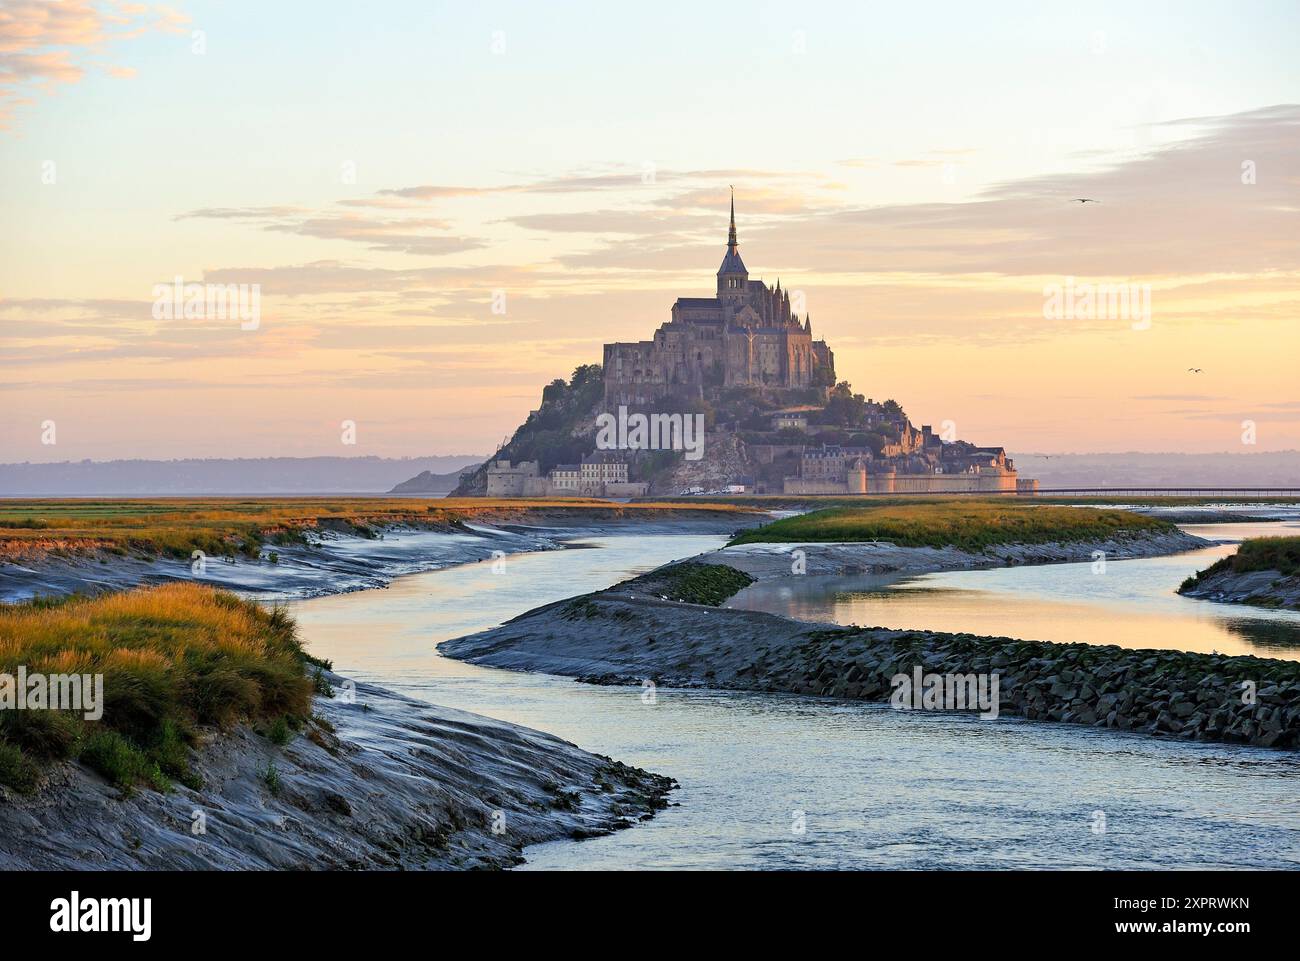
[824, 382, 868, 426]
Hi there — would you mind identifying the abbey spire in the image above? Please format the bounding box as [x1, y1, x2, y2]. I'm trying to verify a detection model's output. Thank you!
[717, 187, 748, 303]
[727, 188, 738, 250]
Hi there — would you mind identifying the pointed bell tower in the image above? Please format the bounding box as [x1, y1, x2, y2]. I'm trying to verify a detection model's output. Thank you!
[716, 188, 748, 305]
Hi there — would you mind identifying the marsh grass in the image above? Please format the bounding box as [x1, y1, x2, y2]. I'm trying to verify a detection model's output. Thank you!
[0, 742, 39, 793]
[0, 583, 314, 794]
[1180, 536, 1300, 591]
[260, 714, 296, 746]
[1220, 536, 1300, 576]
[728, 500, 1173, 551]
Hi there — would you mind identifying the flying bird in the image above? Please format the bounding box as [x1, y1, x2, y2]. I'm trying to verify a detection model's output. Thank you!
[1188, 367, 1203, 373]
[1071, 198, 1100, 204]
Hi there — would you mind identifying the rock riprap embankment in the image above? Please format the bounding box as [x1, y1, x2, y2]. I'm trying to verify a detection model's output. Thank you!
[441, 565, 1300, 750]
[734, 629, 1300, 748]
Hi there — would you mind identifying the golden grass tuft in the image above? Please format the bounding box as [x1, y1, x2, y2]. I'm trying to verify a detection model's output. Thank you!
[0, 583, 314, 793]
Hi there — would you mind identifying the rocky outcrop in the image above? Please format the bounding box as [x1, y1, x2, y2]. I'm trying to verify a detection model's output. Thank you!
[658, 432, 754, 494]
[738, 630, 1300, 748]
[441, 571, 1300, 750]
[0, 671, 675, 870]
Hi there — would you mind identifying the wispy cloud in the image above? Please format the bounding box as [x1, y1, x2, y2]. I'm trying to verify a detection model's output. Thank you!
[175, 206, 483, 257]
[0, 0, 188, 129]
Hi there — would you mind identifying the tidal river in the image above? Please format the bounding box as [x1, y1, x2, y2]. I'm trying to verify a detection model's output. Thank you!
[288, 526, 1300, 869]
[727, 521, 1300, 661]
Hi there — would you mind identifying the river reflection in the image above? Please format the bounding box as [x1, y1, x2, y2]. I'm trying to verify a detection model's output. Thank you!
[727, 521, 1300, 661]
[287, 526, 1300, 870]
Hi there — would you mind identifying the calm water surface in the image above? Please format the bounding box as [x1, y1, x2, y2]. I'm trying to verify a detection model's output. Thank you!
[288, 527, 1300, 870]
[729, 522, 1300, 661]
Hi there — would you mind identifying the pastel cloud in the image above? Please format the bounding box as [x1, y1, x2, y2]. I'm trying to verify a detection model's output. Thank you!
[175, 207, 483, 258]
[0, 0, 186, 129]
[149, 106, 1299, 357]
[548, 106, 1299, 279]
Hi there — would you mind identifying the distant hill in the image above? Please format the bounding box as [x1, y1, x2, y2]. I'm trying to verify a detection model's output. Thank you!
[388, 469, 472, 494]
[0, 455, 487, 497]
[1010, 451, 1300, 489]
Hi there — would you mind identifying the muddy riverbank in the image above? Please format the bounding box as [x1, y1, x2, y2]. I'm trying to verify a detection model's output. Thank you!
[0, 509, 758, 604]
[1180, 567, 1300, 610]
[0, 668, 674, 870]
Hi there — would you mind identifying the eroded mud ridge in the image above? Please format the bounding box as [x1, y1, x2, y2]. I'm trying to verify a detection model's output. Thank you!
[0, 507, 757, 604]
[442, 568, 1300, 750]
[1179, 568, 1300, 610]
[0, 672, 675, 870]
[693, 528, 1209, 580]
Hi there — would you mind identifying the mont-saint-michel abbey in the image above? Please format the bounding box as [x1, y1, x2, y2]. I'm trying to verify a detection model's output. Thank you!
[478, 197, 1033, 498]
[603, 196, 836, 406]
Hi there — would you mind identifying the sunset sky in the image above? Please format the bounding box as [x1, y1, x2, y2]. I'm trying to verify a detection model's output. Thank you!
[2, 0, 1298, 462]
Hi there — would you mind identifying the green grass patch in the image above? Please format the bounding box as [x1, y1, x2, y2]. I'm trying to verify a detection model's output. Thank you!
[629, 562, 756, 606]
[79, 730, 169, 792]
[728, 500, 1173, 552]
[1224, 537, 1300, 576]
[261, 761, 282, 796]
[0, 741, 41, 793]
[260, 715, 296, 746]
